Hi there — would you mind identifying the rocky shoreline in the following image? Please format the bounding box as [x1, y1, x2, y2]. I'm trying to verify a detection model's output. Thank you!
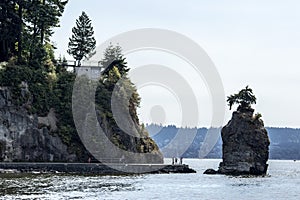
[0, 162, 196, 175]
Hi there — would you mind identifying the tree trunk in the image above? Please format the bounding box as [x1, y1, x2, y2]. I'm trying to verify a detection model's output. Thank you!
[0, 41, 8, 62]
[17, 1, 23, 64]
[40, 0, 46, 45]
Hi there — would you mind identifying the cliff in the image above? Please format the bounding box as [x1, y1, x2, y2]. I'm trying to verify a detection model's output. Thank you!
[218, 107, 270, 175]
[0, 68, 163, 164]
[0, 88, 76, 162]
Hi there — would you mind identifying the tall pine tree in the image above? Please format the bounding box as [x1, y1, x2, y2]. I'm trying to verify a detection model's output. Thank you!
[67, 11, 96, 67]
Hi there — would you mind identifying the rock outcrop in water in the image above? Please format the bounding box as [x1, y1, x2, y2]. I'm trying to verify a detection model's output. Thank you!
[205, 86, 270, 175]
[218, 106, 270, 175]
[204, 107, 270, 175]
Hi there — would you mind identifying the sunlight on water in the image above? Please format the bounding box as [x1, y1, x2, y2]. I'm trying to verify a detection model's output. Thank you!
[0, 159, 299, 200]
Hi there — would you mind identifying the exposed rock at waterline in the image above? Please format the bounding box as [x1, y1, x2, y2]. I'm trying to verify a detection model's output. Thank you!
[203, 168, 218, 175]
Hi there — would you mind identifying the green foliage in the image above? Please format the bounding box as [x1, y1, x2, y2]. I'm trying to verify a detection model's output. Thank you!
[0, 0, 95, 161]
[25, 0, 68, 44]
[227, 86, 257, 110]
[67, 11, 96, 66]
[56, 55, 68, 73]
[99, 44, 122, 67]
[0, 36, 158, 160]
[0, 0, 21, 61]
[52, 70, 77, 142]
[94, 45, 158, 153]
[0, 64, 53, 115]
[24, 0, 68, 59]
[254, 112, 262, 120]
[100, 44, 129, 76]
[0, 0, 68, 63]
[0, 64, 32, 106]
[97, 45, 140, 116]
[0, 63, 89, 158]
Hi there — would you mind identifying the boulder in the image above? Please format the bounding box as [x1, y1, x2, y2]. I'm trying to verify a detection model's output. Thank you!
[203, 168, 218, 175]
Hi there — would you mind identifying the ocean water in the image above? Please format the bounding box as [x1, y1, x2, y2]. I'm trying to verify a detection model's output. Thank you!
[0, 159, 300, 200]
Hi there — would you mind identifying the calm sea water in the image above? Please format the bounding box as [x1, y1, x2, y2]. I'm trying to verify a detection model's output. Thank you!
[0, 159, 300, 200]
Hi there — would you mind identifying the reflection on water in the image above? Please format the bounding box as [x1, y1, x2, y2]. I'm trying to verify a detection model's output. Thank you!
[0, 160, 300, 200]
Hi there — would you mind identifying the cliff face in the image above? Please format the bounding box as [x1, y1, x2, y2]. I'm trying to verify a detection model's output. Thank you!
[96, 113, 163, 164]
[0, 82, 163, 163]
[0, 88, 76, 162]
[92, 73, 164, 164]
[218, 107, 270, 175]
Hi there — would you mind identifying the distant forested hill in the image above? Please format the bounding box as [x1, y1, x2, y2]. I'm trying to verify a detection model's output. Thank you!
[146, 124, 300, 160]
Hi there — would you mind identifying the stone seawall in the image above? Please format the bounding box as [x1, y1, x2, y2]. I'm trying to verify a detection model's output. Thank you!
[0, 163, 196, 175]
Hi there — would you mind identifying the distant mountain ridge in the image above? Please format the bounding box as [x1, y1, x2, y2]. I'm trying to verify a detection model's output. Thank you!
[146, 124, 300, 160]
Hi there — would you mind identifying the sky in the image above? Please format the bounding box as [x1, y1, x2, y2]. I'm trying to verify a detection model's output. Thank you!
[52, 0, 300, 128]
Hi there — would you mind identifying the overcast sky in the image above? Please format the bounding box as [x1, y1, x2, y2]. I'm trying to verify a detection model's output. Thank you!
[52, 0, 300, 128]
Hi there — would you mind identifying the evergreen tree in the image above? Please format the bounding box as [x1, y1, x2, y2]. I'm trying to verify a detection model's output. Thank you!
[67, 11, 96, 67]
[24, 0, 68, 65]
[0, 0, 68, 64]
[94, 46, 161, 156]
[99, 44, 122, 67]
[100, 44, 129, 76]
[97, 45, 141, 124]
[24, 0, 68, 45]
[227, 86, 256, 110]
[0, 0, 21, 62]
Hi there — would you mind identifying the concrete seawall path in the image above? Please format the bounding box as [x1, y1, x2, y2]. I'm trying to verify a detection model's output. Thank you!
[0, 162, 196, 175]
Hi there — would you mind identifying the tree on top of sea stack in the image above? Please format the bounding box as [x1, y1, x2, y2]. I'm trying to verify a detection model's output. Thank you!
[227, 86, 256, 111]
[67, 11, 96, 67]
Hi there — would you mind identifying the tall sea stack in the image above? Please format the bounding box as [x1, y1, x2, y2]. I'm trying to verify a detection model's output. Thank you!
[218, 106, 270, 175]
[204, 86, 270, 175]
